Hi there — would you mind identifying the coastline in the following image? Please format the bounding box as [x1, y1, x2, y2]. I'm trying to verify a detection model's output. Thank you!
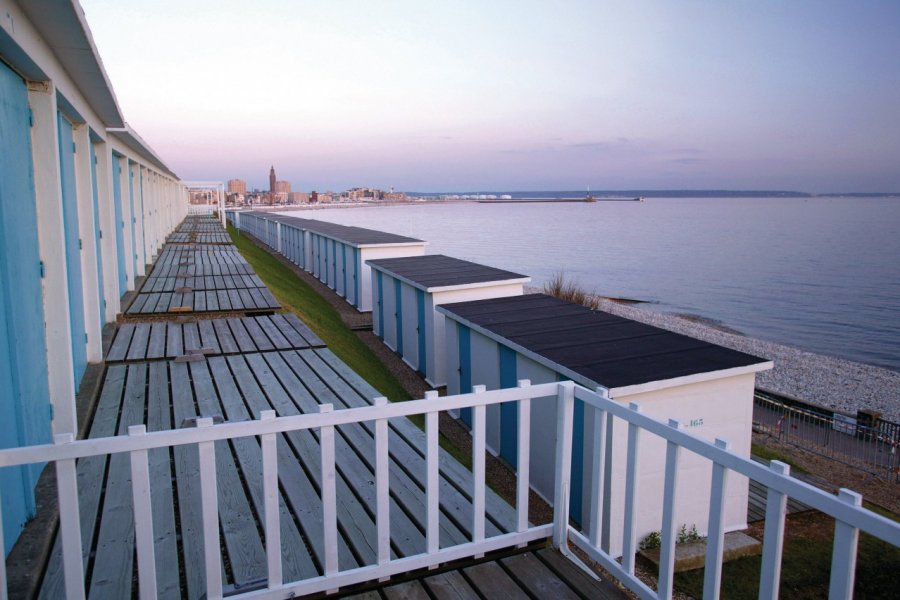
[525, 287, 900, 423]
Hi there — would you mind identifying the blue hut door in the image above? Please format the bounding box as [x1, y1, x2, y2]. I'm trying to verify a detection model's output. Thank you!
[354, 252, 361, 308]
[416, 289, 426, 374]
[111, 154, 127, 293]
[342, 246, 348, 296]
[89, 142, 105, 320]
[57, 112, 87, 386]
[0, 61, 52, 555]
[127, 161, 137, 277]
[458, 324, 472, 426]
[331, 240, 337, 285]
[499, 345, 518, 466]
[394, 279, 403, 355]
[376, 271, 384, 338]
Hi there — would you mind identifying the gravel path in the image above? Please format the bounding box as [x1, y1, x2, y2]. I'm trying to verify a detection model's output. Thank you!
[578, 294, 900, 423]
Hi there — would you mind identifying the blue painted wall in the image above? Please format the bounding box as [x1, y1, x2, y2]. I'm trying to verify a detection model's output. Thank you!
[499, 345, 518, 466]
[0, 63, 52, 555]
[416, 289, 426, 375]
[57, 112, 87, 386]
[111, 154, 127, 293]
[376, 271, 384, 338]
[127, 161, 137, 276]
[458, 324, 472, 426]
[394, 279, 404, 355]
[89, 141, 105, 320]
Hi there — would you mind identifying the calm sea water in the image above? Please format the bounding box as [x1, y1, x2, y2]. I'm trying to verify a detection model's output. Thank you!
[278, 197, 900, 372]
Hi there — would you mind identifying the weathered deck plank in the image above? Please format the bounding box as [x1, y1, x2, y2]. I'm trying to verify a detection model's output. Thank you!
[146, 361, 181, 599]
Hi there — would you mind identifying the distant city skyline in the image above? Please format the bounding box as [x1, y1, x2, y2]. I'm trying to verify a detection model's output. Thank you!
[81, 1, 900, 193]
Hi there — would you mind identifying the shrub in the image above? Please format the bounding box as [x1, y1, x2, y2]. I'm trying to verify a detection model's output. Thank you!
[543, 271, 602, 310]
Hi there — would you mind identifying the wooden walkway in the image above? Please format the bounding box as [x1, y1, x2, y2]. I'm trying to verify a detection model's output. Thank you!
[105, 314, 325, 362]
[37, 346, 520, 598]
[126, 231, 280, 315]
[31, 216, 625, 599]
[342, 546, 627, 599]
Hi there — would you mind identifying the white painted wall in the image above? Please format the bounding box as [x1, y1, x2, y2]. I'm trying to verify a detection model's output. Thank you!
[356, 244, 425, 312]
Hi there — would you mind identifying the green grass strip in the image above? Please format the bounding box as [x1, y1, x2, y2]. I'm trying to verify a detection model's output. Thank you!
[228, 225, 411, 401]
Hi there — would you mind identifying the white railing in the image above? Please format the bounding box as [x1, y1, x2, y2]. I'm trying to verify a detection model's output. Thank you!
[186, 204, 217, 215]
[566, 385, 900, 600]
[1, 381, 899, 600]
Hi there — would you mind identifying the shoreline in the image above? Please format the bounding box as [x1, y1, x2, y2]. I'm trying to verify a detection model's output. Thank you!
[526, 287, 900, 423]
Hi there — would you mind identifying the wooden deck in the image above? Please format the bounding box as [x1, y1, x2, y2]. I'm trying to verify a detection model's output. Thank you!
[37, 346, 522, 598]
[126, 242, 280, 315]
[340, 546, 627, 599]
[105, 314, 325, 362]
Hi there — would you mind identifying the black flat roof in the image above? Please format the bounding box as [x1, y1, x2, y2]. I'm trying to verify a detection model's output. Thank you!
[367, 255, 529, 290]
[244, 212, 424, 245]
[437, 294, 769, 390]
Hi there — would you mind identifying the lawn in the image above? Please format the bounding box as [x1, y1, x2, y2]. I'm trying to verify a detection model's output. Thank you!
[673, 508, 900, 598]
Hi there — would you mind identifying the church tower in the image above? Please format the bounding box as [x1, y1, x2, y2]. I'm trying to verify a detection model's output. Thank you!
[269, 166, 276, 193]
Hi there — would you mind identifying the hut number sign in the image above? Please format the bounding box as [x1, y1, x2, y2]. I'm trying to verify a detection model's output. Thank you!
[687, 418, 704, 428]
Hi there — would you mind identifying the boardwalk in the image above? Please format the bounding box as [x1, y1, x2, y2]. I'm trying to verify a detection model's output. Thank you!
[28, 215, 627, 599]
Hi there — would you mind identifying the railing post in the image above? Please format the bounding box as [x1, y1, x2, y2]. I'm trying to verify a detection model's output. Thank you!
[759, 460, 791, 600]
[197, 417, 222, 600]
[55, 433, 86, 600]
[589, 387, 609, 548]
[829, 489, 862, 599]
[658, 419, 682, 599]
[260, 410, 282, 589]
[319, 404, 338, 577]
[553, 381, 576, 549]
[472, 385, 487, 551]
[128, 425, 158, 600]
[516, 380, 532, 542]
[424, 391, 440, 556]
[374, 397, 391, 567]
[703, 439, 730, 600]
[621, 402, 643, 574]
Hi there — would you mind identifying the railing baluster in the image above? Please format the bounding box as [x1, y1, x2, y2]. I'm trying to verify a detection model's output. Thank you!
[621, 402, 642, 574]
[319, 404, 338, 576]
[128, 425, 158, 600]
[829, 489, 862, 599]
[703, 439, 730, 600]
[55, 433, 86, 600]
[196, 417, 222, 600]
[472, 385, 487, 548]
[425, 392, 440, 555]
[658, 419, 682, 599]
[553, 381, 575, 549]
[759, 460, 790, 600]
[374, 397, 391, 566]
[589, 387, 609, 548]
[602, 408, 614, 553]
[260, 410, 282, 589]
[516, 380, 532, 540]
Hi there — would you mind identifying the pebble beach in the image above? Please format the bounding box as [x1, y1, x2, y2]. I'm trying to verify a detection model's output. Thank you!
[579, 295, 900, 423]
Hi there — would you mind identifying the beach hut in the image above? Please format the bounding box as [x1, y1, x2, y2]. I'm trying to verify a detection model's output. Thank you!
[367, 255, 530, 386]
[437, 293, 772, 557]
[234, 213, 427, 312]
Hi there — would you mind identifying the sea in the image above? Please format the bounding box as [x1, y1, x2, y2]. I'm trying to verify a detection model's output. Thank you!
[278, 196, 900, 372]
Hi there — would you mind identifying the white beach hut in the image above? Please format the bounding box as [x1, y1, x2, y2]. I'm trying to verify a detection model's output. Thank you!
[367, 255, 530, 386]
[438, 293, 772, 558]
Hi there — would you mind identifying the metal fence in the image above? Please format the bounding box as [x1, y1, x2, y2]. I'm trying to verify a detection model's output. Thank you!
[753, 391, 900, 480]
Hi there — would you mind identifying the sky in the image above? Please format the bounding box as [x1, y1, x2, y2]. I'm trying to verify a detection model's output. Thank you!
[80, 0, 900, 193]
